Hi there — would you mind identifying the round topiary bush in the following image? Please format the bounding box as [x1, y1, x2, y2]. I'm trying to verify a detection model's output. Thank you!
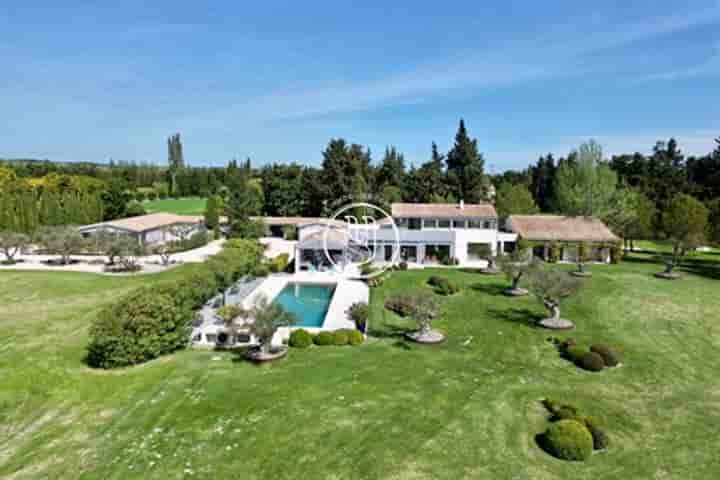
[348, 330, 365, 346]
[590, 344, 621, 367]
[582, 416, 610, 450]
[332, 330, 350, 346]
[565, 345, 588, 364]
[578, 352, 605, 372]
[289, 329, 313, 348]
[313, 331, 334, 346]
[543, 419, 594, 461]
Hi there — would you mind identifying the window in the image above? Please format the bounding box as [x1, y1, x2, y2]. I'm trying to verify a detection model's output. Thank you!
[468, 219, 482, 229]
[423, 219, 438, 229]
[408, 218, 422, 230]
[438, 219, 451, 229]
[453, 220, 466, 229]
[483, 220, 495, 229]
[396, 218, 408, 229]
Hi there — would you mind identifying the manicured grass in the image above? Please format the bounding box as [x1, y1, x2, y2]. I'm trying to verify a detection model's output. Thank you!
[1, 254, 719, 478]
[144, 197, 207, 216]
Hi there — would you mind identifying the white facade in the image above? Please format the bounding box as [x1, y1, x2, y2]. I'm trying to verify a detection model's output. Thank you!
[295, 215, 518, 267]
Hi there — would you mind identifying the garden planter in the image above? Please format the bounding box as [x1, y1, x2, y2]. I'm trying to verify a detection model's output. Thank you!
[537, 318, 575, 330]
[245, 347, 288, 363]
[503, 287, 529, 297]
[479, 267, 500, 275]
[654, 271, 681, 280]
[405, 330, 446, 344]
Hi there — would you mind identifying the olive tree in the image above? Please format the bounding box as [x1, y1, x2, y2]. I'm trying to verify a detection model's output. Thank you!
[659, 194, 708, 277]
[573, 242, 592, 276]
[246, 294, 296, 355]
[527, 264, 583, 329]
[216, 304, 249, 345]
[37, 226, 86, 265]
[151, 243, 179, 266]
[497, 244, 537, 296]
[0, 231, 30, 264]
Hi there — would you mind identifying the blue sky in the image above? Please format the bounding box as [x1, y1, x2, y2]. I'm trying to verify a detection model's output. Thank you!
[1, 1, 719, 171]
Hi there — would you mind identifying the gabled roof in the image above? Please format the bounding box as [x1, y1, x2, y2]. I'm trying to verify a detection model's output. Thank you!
[391, 203, 497, 218]
[79, 213, 202, 234]
[507, 215, 619, 243]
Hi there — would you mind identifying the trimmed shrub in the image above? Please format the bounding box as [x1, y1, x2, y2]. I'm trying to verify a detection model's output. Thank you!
[427, 275, 460, 295]
[348, 330, 365, 346]
[565, 345, 588, 364]
[313, 331, 334, 346]
[398, 261, 408, 271]
[332, 330, 350, 346]
[289, 329, 313, 348]
[578, 352, 605, 372]
[582, 416, 610, 450]
[86, 286, 193, 369]
[252, 263, 270, 277]
[543, 419, 594, 461]
[590, 344, 621, 367]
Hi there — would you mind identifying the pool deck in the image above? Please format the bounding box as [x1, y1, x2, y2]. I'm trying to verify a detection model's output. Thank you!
[244, 273, 368, 343]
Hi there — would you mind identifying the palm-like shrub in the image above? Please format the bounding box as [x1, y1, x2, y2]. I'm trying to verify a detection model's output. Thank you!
[347, 301, 369, 332]
[246, 294, 296, 354]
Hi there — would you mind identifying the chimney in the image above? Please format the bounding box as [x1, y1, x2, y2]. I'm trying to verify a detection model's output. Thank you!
[459, 199, 464, 210]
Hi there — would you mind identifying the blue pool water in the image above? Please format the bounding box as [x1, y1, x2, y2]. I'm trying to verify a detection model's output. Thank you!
[272, 283, 336, 327]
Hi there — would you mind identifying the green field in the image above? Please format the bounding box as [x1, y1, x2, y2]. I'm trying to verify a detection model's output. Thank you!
[144, 197, 207, 216]
[1, 250, 719, 479]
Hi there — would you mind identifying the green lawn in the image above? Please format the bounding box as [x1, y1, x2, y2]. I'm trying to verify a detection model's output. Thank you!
[144, 197, 207, 216]
[1, 254, 719, 479]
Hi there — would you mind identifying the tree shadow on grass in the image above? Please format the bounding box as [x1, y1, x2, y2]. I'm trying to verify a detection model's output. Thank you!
[486, 306, 544, 328]
[469, 283, 508, 296]
[369, 323, 409, 340]
[535, 432, 554, 458]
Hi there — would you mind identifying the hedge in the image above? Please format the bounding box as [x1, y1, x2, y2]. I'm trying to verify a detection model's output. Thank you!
[87, 239, 265, 369]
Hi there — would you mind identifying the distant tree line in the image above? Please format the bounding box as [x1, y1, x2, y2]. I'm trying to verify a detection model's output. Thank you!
[2, 124, 719, 246]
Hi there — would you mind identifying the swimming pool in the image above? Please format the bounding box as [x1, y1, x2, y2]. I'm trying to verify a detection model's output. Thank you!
[272, 282, 336, 327]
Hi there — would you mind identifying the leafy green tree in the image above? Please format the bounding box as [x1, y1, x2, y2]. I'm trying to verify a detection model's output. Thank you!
[167, 133, 184, 196]
[660, 194, 709, 274]
[37, 226, 86, 265]
[375, 146, 406, 193]
[708, 198, 720, 246]
[527, 264, 583, 329]
[246, 294, 296, 355]
[0, 167, 17, 194]
[555, 141, 618, 220]
[446, 119, 487, 203]
[406, 142, 447, 203]
[0, 231, 30, 264]
[497, 245, 537, 294]
[204, 194, 220, 231]
[530, 154, 557, 212]
[495, 183, 539, 218]
[226, 167, 265, 238]
[101, 179, 130, 220]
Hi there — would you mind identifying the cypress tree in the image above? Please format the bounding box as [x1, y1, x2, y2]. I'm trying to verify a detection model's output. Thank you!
[446, 119, 487, 203]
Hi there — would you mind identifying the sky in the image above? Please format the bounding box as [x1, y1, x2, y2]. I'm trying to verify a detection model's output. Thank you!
[1, 0, 719, 171]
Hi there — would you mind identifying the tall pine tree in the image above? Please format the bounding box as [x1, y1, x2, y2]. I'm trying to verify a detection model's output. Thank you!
[445, 119, 487, 203]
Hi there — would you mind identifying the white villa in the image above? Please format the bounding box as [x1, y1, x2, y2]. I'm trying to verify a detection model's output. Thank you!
[191, 202, 619, 348]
